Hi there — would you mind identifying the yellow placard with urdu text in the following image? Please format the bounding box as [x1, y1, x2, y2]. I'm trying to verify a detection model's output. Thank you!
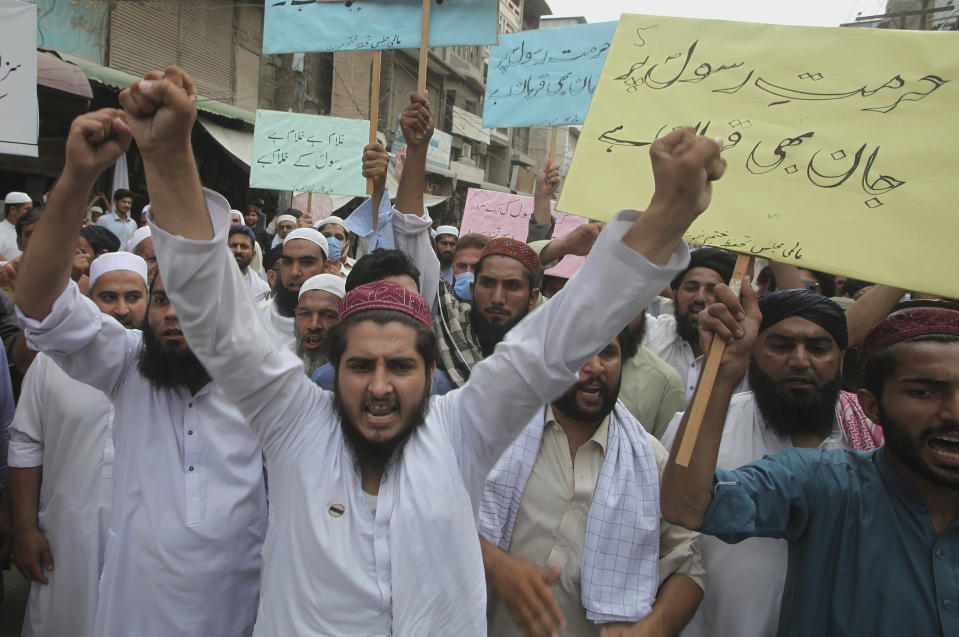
[558, 14, 959, 297]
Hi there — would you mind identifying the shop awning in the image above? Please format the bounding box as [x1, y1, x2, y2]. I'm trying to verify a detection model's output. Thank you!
[481, 181, 511, 194]
[37, 50, 93, 98]
[198, 117, 253, 170]
[58, 52, 255, 124]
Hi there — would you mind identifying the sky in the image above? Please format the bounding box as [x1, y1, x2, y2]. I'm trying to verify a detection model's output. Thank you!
[543, 0, 891, 28]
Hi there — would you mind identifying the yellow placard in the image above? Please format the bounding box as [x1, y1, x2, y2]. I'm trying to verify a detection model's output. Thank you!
[558, 14, 959, 297]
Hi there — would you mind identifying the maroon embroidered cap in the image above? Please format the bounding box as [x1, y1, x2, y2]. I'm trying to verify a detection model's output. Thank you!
[338, 280, 432, 327]
[480, 237, 540, 274]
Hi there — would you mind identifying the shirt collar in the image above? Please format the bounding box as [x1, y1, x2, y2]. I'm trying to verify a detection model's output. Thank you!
[544, 404, 611, 455]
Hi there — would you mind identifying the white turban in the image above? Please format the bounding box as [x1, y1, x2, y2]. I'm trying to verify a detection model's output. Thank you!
[230, 209, 244, 224]
[435, 225, 459, 239]
[298, 273, 346, 300]
[126, 226, 152, 253]
[284, 228, 329, 258]
[89, 252, 149, 289]
[276, 214, 297, 226]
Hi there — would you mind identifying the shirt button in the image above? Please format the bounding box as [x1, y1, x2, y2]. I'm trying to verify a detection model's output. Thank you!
[188, 430, 194, 436]
[944, 599, 954, 611]
[188, 402, 194, 408]
[936, 549, 946, 560]
[188, 466, 195, 472]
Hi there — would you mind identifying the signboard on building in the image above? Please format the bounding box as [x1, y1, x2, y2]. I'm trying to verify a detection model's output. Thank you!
[451, 105, 490, 144]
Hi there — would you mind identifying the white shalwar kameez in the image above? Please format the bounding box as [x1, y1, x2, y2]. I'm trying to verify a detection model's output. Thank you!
[149, 191, 689, 637]
[18, 291, 268, 637]
[8, 353, 114, 637]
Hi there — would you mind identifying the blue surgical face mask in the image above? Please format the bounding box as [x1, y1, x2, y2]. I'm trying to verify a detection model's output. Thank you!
[454, 272, 474, 301]
[325, 236, 344, 262]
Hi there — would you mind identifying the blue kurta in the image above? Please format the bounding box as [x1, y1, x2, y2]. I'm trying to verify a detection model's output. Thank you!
[700, 447, 959, 637]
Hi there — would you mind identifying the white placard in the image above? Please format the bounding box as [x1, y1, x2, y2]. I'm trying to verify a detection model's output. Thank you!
[0, 1, 38, 158]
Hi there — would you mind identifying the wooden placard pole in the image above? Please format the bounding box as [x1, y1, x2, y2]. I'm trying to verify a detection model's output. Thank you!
[548, 127, 559, 163]
[367, 51, 382, 195]
[306, 192, 313, 217]
[674, 253, 754, 467]
[417, 0, 430, 95]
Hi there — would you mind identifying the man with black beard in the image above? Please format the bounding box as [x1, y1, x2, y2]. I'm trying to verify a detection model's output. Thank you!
[229, 224, 270, 302]
[434, 225, 458, 283]
[644, 247, 737, 401]
[663, 289, 959, 637]
[125, 65, 726, 635]
[435, 237, 541, 388]
[14, 106, 267, 636]
[480, 330, 705, 637]
[661, 288, 882, 637]
[257, 226, 328, 348]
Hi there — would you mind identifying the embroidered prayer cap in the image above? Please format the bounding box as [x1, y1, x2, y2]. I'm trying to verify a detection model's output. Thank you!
[4, 191, 31, 205]
[126, 226, 152, 253]
[480, 237, 540, 274]
[276, 214, 297, 226]
[435, 225, 459, 239]
[670, 247, 736, 290]
[298, 273, 346, 301]
[314, 215, 346, 231]
[861, 302, 959, 362]
[759, 289, 848, 350]
[228, 224, 257, 246]
[339, 280, 431, 327]
[89, 251, 149, 289]
[283, 228, 329, 258]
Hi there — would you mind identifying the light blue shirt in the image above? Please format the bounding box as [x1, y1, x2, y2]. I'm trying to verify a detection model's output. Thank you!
[701, 447, 959, 637]
[96, 211, 138, 247]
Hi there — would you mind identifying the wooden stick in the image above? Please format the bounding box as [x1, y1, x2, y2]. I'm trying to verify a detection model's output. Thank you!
[549, 127, 558, 163]
[306, 192, 313, 217]
[417, 0, 430, 95]
[674, 253, 754, 467]
[367, 51, 382, 195]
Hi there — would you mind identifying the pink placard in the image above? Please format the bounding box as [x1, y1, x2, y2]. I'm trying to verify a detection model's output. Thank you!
[460, 187, 587, 279]
[292, 191, 336, 219]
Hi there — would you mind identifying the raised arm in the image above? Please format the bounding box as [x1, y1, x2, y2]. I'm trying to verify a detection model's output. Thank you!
[122, 67, 321, 455]
[16, 109, 131, 320]
[660, 280, 761, 529]
[844, 284, 905, 347]
[527, 160, 560, 242]
[394, 94, 433, 217]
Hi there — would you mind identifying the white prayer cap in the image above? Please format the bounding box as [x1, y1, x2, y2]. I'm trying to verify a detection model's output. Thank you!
[284, 227, 329, 257]
[89, 252, 149, 290]
[298, 273, 346, 300]
[89, 205, 103, 215]
[230, 209, 244, 224]
[4, 191, 31, 205]
[126, 226, 152, 253]
[276, 214, 297, 226]
[314, 215, 345, 230]
[435, 225, 459, 239]
[430, 228, 436, 239]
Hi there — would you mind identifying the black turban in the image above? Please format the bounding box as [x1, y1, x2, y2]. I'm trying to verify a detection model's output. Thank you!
[759, 289, 848, 350]
[670, 247, 737, 290]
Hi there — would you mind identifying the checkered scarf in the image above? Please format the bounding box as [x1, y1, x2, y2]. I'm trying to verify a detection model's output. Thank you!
[434, 280, 483, 388]
[479, 401, 660, 624]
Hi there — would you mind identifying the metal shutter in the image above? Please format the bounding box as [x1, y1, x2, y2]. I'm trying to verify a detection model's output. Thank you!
[109, 1, 235, 103]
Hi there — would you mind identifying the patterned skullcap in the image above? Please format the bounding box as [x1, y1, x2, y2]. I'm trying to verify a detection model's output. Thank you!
[861, 305, 959, 362]
[339, 280, 432, 327]
[480, 237, 540, 274]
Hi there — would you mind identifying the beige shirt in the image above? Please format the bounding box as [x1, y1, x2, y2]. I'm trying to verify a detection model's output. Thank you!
[488, 407, 705, 637]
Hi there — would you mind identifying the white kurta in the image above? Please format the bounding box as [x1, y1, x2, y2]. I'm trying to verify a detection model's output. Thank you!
[149, 192, 689, 637]
[8, 353, 114, 637]
[642, 313, 702, 401]
[0, 218, 21, 260]
[661, 391, 855, 637]
[19, 289, 268, 637]
[242, 267, 271, 302]
[257, 296, 295, 348]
